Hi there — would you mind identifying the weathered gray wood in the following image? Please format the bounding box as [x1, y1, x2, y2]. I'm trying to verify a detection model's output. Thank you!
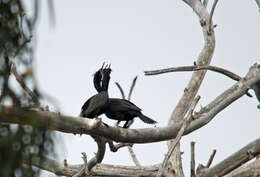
[1, 64, 260, 145]
[165, 0, 215, 175]
[197, 138, 260, 177]
[224, 157, 260, 177]
[26, 155, 159, 177]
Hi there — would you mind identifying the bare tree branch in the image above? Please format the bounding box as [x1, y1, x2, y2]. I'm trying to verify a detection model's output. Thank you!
[184, 64, 260, 135]
[196, 138, 260, 177]
[125, 76, 142, 167]
[206, 149, 216, 168]
[127, 76, 138, 101]
[145, 65, 241, 81]
[1, 64, 260, 144]
[128, 146, 141, 167]
[72, 153, 89, 177]
[73, 135, 106, 176]
[208, 0, 219, 33]
[87, 135, 106, 171]
[115, 82, 126, 99]
[145, 64, 253, 97]
[165, 0, 215, 175]
[157, 96, 200, 177]
[115, 77, 142, 167]
[25, 155, 159, 177]
[224, 156, 260, 177]
[191, 142, 196, 177]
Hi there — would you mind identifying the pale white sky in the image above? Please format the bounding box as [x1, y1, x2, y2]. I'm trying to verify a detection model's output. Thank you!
[26, 0, 260, 176]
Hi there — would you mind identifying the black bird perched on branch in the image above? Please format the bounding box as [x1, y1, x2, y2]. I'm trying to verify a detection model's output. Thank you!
[80, 64, 111, 118]
[101, 67, 157, 128]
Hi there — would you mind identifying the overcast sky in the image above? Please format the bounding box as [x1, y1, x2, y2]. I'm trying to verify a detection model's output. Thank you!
[26, 0, 260, 176]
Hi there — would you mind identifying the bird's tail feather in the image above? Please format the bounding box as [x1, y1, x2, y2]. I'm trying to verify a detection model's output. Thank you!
[138, 113, 157, 124]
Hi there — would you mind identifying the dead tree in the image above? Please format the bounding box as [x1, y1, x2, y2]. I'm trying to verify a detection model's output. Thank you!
[1, 0, 260, 177]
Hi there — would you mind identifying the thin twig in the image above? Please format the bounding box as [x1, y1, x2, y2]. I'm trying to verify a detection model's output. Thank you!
[194, 65, 241, 81]
[128, 146, 141, 167]
[128, 76, 138, 100]
[206, 149, 216, 168]
[72, 135, 106, 176]
[82, 152, 89, 175]
[145, 65, 241, 81]
[72, 152, 88, 177]
[157, 96, 200, 177]
[126, 76, 141, 166]
[144, 65, 252, 97]
[115, 77, 142, 167]
[208, 0, 219, 33]
[191, 142, 196, 177]
[115, 82, 126, 99]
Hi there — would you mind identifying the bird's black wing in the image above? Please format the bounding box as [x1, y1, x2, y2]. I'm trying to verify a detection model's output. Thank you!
[81, 92, 108, 115]
[86, 92, 108, 112]
[107, 98, 141, 112]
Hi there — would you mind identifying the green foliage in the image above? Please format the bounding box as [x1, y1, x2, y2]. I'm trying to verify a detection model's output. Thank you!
[0, 0, 56, 176]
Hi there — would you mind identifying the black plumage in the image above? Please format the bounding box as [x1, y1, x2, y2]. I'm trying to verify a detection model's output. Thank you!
[101, 68, 157, 128]
[105, 98, 157, 128]
[80, 65, 111, 118]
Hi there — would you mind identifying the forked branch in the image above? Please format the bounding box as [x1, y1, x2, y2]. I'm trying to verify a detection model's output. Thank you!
[165, 0, 216, 175]
[157, 96, 200, 177]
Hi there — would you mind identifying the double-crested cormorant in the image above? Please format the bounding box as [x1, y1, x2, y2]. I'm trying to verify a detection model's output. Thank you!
[80, 65, 111, 118]
[101, 68, 157, 128]
[105, 98, 157, 128]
